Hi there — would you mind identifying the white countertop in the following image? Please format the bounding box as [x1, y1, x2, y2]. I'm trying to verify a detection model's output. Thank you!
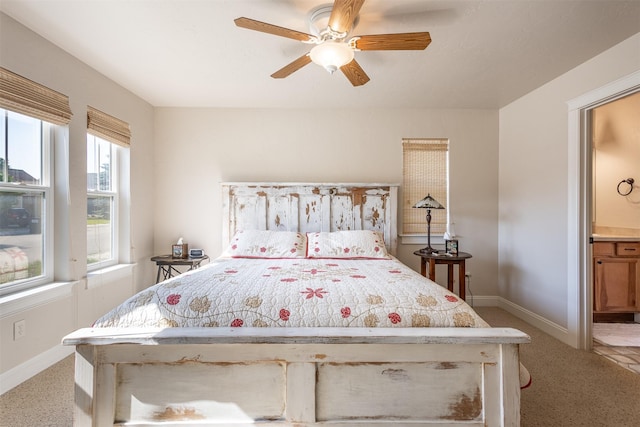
[592, 235, 640, 242]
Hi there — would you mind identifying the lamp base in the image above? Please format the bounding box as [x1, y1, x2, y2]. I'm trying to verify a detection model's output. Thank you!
[418, 246, 439, 254]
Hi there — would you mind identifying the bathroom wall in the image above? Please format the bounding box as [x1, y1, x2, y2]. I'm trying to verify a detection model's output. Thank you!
[592, 91, 640, 236]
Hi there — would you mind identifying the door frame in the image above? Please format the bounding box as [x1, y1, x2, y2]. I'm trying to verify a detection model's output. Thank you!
[567, 70, 640, 350]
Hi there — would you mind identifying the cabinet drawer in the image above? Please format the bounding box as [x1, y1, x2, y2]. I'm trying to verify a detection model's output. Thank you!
[616, 242, 640, 256]
[593, 242, 614, 256]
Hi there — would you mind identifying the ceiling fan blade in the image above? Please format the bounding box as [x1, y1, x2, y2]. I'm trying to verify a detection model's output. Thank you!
[271, 53, 312, 79]
[352, 32, 432, 50]
[328, 0, 365, 34]
[340, 59, 370, 86]
[234, 17, 315, 42]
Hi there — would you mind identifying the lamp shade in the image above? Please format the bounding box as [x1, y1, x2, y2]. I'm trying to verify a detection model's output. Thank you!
[412, 194, 445, 209]
[310, 41, 354, 74]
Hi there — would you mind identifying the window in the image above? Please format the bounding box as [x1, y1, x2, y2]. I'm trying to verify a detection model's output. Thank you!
[402, 138, 449, 236]
[0, 67, 71, 295]
[87, 134, 117, 268]
[0, 109, 52, 292]
[86, 106, 130, 270]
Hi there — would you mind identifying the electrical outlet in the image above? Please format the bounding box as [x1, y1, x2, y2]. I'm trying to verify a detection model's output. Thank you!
[465, 272, 471, 278]
[14, 319, 26, 340]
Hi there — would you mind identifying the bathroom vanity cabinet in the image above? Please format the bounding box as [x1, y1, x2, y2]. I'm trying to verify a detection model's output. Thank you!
[593, 241, 640, 313]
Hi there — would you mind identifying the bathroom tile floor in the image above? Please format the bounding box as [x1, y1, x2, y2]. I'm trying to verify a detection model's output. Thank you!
[592, 340, 640, 375]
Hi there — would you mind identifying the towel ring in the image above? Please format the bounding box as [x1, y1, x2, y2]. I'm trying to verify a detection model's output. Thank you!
[617, 178, 634, 196]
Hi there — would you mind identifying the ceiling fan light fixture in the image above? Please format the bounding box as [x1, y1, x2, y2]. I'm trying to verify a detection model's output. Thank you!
[309, 41, 354, 74]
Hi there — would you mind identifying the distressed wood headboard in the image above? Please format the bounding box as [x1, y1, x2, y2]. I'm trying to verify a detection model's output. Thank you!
[221, 183, 398, 255]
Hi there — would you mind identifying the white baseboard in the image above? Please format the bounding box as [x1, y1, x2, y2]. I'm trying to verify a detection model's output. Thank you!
[0, 344, 74, 395]
[466, 295, 499, 307]
[497, 297, 570, 344]
[467, 295, 570, 344]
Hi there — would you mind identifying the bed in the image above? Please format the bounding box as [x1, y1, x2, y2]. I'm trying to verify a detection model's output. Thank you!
[63, 183, 529, 426]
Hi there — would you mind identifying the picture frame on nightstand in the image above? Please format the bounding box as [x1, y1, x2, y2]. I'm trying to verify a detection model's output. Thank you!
[445, 239, 459, 255]
[172, 244, 183, 258]
[172, 243, 188, 259]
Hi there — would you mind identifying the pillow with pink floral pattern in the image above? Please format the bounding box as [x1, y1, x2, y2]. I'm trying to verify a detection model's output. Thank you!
[306, 230, 390, 259]
[224, 230, 307, 258]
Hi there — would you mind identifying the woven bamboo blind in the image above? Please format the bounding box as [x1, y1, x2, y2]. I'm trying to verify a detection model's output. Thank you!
[402, 138, 449, 235]
[87, 106, 131, 147]
[0, 67, 72, 125]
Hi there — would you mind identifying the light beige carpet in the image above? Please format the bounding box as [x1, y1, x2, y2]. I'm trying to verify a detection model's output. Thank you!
[592, 322, 640, 347]
[476, 307, 640, 427]
[1, 307, 640, 426]
[0, 355, 74, 427]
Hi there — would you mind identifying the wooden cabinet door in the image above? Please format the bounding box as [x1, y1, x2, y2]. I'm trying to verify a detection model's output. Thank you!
[594, 257, 640, 312]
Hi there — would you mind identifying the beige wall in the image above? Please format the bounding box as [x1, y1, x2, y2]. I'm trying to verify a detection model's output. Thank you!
[499, 32, 640, 328]
[0, 13, 156, 383]
[2, 6, 503, 386]
[154, 108, 500, 296]
[593, 92, 640, 233]
[2, 7, 637, 390]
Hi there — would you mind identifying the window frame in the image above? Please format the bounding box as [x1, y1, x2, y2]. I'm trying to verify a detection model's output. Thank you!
[0, 110, 55, 295]
[86, 133, 119, 271]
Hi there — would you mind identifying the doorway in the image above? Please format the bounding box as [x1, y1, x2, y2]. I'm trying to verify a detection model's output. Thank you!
[567, 70, 640, 351]
[589, 92, 640, 374]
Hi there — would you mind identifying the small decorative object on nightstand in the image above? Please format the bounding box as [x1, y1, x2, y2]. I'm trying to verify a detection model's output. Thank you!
[172, 244, 186, 258]
[445, 239, 459, 255]
[412, 193, 445, 254]
[172, 237, 188, 259]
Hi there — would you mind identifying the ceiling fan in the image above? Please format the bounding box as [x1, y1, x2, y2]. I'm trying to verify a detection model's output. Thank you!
[234, 0, 431, 86]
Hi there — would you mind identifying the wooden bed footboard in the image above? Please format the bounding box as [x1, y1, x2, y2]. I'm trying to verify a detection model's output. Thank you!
[63, 327, 529, 426]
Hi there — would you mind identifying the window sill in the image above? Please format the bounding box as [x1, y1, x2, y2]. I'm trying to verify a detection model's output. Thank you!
[399, 234, 446, 245]
[0, 281, 75, 319]
[87, 263, 136, 290]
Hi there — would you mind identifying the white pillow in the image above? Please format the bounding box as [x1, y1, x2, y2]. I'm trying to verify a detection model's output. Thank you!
[306, 230, 390, 259]
[224, 230, 307, 258]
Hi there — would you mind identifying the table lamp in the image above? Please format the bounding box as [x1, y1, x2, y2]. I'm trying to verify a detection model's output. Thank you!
[413, 194, 445, 254]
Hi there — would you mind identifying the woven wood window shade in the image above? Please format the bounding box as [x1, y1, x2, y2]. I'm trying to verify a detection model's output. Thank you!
[402, 138, 449, 235]
[87, 106, 131, 147]
[0, 67, 72, 125]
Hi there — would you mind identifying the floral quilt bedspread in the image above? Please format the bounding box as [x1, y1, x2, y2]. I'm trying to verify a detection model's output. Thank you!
[93, 257, 489, 329]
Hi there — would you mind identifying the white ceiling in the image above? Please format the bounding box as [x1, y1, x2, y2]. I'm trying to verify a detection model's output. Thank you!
[2, 0, 639, 109]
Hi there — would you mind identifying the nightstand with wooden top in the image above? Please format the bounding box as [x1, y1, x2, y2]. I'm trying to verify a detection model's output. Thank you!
[151, 254, 210, 283]
[413, 250, 472, 300]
